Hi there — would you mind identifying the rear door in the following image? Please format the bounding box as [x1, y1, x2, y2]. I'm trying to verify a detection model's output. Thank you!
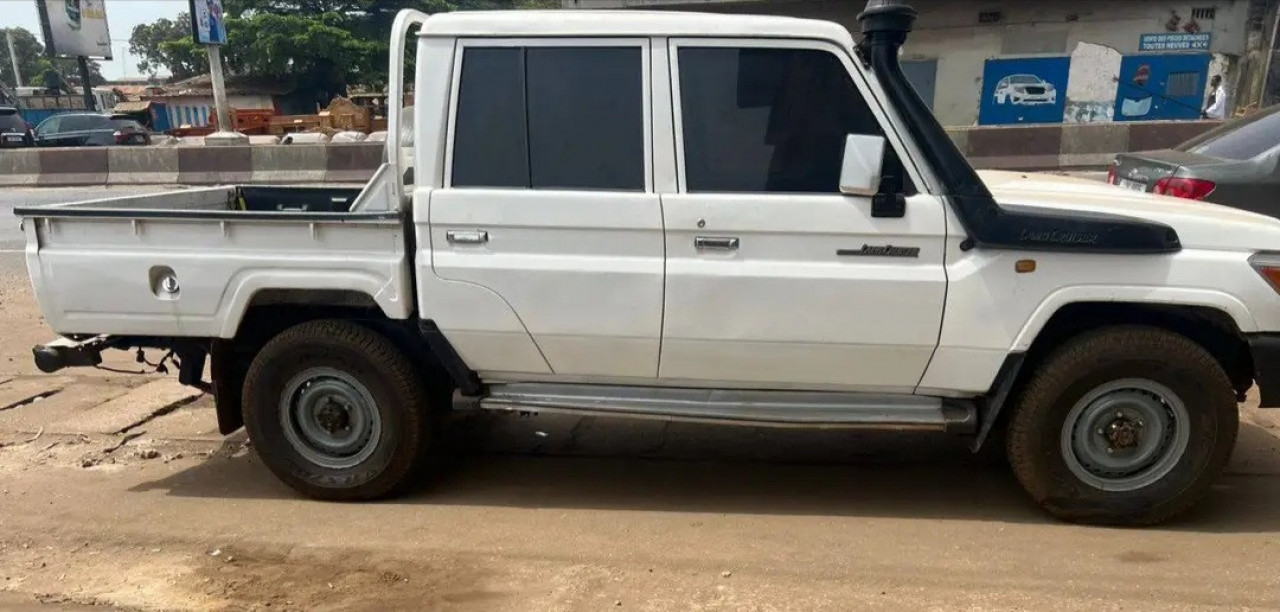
[658, 39, 948, 392]
[427, 39, 666, 379]
[34, 115, 62, 147]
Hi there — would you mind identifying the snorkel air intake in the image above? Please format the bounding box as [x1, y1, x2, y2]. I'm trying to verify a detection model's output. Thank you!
[855, 0, 1180, 254]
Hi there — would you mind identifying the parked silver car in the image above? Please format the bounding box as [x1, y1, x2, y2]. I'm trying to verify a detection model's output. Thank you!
[1110, 105, 1280, 216]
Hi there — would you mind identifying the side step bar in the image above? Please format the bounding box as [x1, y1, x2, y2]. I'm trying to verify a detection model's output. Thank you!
[478, 383, 977, 433]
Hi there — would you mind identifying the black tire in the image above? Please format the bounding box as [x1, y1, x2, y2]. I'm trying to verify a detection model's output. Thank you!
[1007, 326, 1238, 526]
[242, 320, 431, 501]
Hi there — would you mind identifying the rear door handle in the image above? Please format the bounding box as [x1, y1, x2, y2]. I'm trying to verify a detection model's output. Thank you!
[695, 236, 740, 251]
[446, 230, 489, 245]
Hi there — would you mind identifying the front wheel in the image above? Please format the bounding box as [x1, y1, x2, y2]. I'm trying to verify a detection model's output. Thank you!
[1007, 326, 1238, 525]
[242, 320, 432, 501]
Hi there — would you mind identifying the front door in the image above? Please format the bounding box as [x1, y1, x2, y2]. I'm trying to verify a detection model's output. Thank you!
[427, 39, 666, 380]
[658, 40, 948, 393]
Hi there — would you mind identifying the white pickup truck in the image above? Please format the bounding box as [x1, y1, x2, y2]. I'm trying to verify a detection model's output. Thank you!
[16, 1, 1280, 525]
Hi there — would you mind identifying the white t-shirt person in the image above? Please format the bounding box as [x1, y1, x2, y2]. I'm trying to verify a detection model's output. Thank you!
[1204, 76, 1229, 120]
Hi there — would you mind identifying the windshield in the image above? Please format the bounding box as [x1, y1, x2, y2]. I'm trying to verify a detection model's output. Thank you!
[1009, 75, 1041, 84]
[0, 109, 25, 132]
[1179, 105, 1280, 160]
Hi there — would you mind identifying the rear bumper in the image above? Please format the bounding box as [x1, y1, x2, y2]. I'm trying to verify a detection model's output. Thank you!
[1249, 334, 1280, 407]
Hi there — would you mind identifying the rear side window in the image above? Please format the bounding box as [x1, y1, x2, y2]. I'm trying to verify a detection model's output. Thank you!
[452, 45, 645, 191]
[60, 115, 109, 131]
[1184, 107, 1280, 161]
[677, 46, 907, 194]
[110, 118, 146, 131]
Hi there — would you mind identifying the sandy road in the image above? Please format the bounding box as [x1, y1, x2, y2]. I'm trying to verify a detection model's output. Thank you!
[2, 222, 1280, 609]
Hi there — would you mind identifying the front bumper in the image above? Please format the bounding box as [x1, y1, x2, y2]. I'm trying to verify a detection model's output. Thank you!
[1249, 334, 1280, 407]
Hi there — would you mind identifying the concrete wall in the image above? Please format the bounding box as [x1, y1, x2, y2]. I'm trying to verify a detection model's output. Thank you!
[563, 0, 1260, 125]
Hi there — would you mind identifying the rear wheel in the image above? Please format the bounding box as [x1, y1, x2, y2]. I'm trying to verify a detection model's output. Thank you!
[1007, 326, 1238, 525]
[242, 320, 432, 500]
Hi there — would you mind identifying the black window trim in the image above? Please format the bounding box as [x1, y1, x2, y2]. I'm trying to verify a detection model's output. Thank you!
[445, 37, 653, 192]
[668, 37, 931, 197]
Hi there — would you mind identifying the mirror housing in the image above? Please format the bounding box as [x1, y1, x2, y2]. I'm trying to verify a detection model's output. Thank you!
[839, 134, 886, 196]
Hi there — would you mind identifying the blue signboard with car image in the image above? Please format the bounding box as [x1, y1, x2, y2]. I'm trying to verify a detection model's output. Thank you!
[978, 56, 1070, 125]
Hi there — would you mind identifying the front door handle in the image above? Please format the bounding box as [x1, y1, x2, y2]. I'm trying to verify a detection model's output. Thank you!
[446, 230, 489, 245]
[695, 236, 740, 251]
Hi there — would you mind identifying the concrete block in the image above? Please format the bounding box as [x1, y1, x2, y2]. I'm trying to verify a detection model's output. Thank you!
[326, 142, 382, 182]
[1128, 120, 1219, 152]
[0, 381, 134, 434]
[37, 148, 108, 186]
[1058, 122, 1130, 169]
[177, 146, 253, 184]
[107, 147, 180, 184]
[48, 378, 202, 435]
[250, 144, 327, 183]
[966, 125, 1063, 170]
[0, 148, 41, 186]
[944, 127, 970, 157]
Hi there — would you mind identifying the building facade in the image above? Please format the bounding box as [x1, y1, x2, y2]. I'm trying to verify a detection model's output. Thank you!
[562, 0, 1280, 126]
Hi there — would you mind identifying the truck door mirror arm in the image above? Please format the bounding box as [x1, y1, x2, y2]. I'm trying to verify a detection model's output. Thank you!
[872, 174, 906, 218]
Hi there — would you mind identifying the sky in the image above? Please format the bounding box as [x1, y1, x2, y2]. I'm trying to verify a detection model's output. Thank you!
[5, 0, 188, 80]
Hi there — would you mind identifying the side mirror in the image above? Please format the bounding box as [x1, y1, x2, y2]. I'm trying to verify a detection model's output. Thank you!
[839, 134, 886, 196]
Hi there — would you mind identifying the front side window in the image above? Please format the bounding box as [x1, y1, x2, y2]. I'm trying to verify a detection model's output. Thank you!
[677, 46, 907, 194]
[452, 45, 645, 191]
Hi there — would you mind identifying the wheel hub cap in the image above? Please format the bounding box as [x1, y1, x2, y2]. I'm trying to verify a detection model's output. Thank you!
[279, 367, 382, 470]
[1061, 379, 1190, 492]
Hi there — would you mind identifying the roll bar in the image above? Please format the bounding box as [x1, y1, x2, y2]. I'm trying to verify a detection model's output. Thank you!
[387, 9, 431, 207]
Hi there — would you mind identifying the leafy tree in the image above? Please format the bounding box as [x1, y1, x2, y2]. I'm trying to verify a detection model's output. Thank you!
[127, 0, 554, 106]
[129, 14, 206, 80]
[0, 27, 105, 90]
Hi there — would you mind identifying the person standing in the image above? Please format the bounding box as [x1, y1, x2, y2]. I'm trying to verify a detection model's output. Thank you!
[1204, 75, 1229, 120]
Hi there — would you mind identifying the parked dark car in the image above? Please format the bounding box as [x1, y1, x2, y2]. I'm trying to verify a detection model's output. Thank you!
[33, 113, 152, 147]
[1109, 105, 1280, 216]
[0, 106, 34, 148]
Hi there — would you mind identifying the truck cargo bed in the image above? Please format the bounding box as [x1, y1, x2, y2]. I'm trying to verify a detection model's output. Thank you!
[14, 185, 411, 339]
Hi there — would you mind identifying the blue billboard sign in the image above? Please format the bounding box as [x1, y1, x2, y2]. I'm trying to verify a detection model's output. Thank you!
[1139, 33, 1211, 52]
[1113, 54, 1211, 121]
[978, 57, 1070, 125]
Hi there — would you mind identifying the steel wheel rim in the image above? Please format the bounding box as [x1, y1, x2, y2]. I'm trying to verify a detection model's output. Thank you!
[279, 367, 382, 470]
[1060, 378, 1191, 492]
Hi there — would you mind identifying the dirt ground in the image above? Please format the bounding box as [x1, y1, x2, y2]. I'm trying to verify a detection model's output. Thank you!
[4, 260, 1280, 611]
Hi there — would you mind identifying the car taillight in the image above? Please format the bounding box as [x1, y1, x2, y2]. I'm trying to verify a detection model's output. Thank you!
[1106, 163, 1117, 185]
[1153, 177, 1216, 200]
[113, 130, 125, 144]
[1251, 253, 1280, 294]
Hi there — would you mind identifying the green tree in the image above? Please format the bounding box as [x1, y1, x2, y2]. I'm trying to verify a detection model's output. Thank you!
[128, 0, 553, 102]
[129, 13, 207, 80]
[0, 27, 105, 90]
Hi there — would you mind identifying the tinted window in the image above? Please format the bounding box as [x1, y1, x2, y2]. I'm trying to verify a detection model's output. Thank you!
[110, 118, 146, 131]
[1183, 105, 1280, 160]
[678, 47, 904, 194]
[453, 48, 528, 188]
[37, 116, 60, 134]
[59, 115, 109, 132]
[0, 110, 24, 131]
[452, 46, 645, 191]
[526, 47, 644, 190]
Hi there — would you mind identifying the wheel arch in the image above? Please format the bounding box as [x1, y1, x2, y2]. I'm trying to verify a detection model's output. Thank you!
[974, 299, 1253, 453]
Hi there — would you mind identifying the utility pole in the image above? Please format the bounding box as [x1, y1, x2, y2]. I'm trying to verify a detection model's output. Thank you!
[4, 29, 21, 88]
[77, 56, 95, 111]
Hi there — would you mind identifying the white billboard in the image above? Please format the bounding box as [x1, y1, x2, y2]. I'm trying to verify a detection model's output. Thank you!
[37, 0, 113, 59]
